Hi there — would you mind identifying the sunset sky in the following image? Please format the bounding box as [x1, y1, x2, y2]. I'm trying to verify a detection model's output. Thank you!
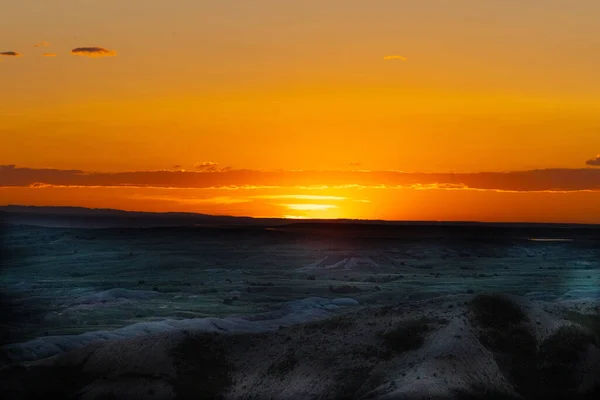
[2, 1, 600, 222]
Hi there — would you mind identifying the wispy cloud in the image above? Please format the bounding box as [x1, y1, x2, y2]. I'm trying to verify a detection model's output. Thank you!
[253, 195, 347, 201]
[283, 204, 338, 211]
[0, 51, 21, 57]
[195, 161, 218, 170]
[42, 53, 57, 57]
[195, 161, 230, 172]
[586, 155, 600, 167]
[33, 42, 50, 47]
[128, 195, 249, 205]
[71, 47, 117, 58]
[383, 55, 407, 61]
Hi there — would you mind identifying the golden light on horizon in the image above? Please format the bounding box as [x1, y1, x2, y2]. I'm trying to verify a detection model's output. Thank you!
[282, 215, 308, 220]
[255, 195, 347, 201]
[281, 203, 343, 219]
[283, 204, 337, 211]
[2, 1, 600, 223]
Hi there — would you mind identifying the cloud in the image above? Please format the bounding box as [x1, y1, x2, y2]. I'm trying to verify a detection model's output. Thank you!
[0, 51, 21, 57]
[253, 195, 347, 201]
[2, 165, 600, 192]
[283, 204, 338, 211]
[384, 55, 407, 61]
[71, 47, 117, 58]
[195, 161, 229, 172]
[586, 155, 600, 167]
[42, 53, 57, 57]
[128, 195, 249, 205]
[348, 162, 362, 167]
[195, 161, 218, 169]
[33, 42, 50, 47]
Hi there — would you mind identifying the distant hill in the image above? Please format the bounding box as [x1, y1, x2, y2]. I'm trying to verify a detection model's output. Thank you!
[1, 205, 598, 233]
[0, 205, 285, 228]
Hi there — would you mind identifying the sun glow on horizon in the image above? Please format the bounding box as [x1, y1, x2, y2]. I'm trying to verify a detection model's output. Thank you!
[3, 0, 600, 224]
[282, 215, 308, 220]
[280, 203, 344, 219]
[255, 195, 347, 201]
[283, 204, 337, 211]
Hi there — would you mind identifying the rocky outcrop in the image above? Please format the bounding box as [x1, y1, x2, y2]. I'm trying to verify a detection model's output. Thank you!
[2, 294, 599, 399]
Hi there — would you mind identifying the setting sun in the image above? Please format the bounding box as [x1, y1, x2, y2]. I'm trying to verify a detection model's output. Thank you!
[281, 203, 341, 219]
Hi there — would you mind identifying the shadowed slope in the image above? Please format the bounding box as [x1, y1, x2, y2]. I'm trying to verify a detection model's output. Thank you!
[1, 294, 599, 400]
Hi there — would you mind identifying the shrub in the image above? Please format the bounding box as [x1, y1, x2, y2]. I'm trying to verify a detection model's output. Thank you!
[170, 333, 232, 399]
[304, 316, 354, 331]
[329, 285, 362, 294]
[565, 311, 600, 339]
[267, 353, 298, 378]
[538, 326, 594, 397]
[470, 294, 526, 329]
[382, 318, 435, 353]
[470, 294, 537, 397]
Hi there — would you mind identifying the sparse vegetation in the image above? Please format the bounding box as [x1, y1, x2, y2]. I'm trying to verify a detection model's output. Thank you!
[378, 275, 404, 283]
[304, 316, 354, 331]
[171, 333, 232, 400]
[246, 286, 268, 293]
[470, 294, 526, 329]
[453, 386, 521, 400]
[267, 353, 298, 378]
[470, 294, 537, 397]
[353, 344, 385, 359]
[382, 317, 437, 354]
[470, 294, 599, 399]
[538, 326, 594, 397]
[565, 311, 600, 339]
[332, 366, 373, 399]
[373, 305, 394, 317]
[329, 284, 362, 294]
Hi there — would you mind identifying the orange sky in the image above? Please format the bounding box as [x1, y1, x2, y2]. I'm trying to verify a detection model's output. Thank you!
[2, 1, 600, 222]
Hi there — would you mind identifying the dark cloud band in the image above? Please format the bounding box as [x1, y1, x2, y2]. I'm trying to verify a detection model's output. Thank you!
[2, 165, 600, 192]
[586, 155, 600, 167]
[71, 47, 116, 57]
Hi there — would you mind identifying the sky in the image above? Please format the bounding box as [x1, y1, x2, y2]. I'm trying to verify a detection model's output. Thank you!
[2, 1, 600, 222]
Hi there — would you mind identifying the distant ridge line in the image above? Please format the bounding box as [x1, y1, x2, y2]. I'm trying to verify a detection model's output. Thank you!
[1, 205, 599, 229]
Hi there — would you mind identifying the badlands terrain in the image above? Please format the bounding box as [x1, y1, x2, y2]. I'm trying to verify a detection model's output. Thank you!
[2, 293, 599, 399]
[1, 207, 599, 398]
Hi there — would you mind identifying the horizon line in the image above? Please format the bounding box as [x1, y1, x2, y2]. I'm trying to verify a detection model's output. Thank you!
[2, 204, 600, 227]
